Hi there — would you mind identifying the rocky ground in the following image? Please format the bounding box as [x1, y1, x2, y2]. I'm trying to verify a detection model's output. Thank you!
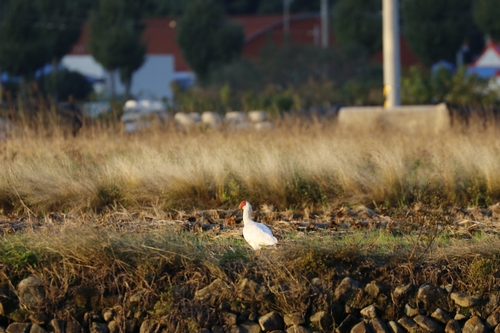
[1, 203, 500, 333]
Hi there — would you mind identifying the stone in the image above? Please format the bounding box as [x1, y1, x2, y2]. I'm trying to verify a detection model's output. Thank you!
[404, 304, 422, 317]
[139, 320, 157, 333]
[259, 312, 284, 331]
[413, 315, 443, 333]
[417, 285, 445, 311]
[350, 321, 372, 333]
[248, 312, 259, 322]
[462, 316, 487, 333]
[392, 285, 414, 306]
[220, 302, 231, 311]
[387, 321, 404, 333]
[369, 318, 390, 333]
[450, 293, 479, 308]
[129, 290, 146, 304]
[309, 311, 333, 331]
[197, 307, 217, 328]
[90, 323, 108, 333]
[124, 320, 137, 333]
[335, 278, 361, 302]
[222, 312, 238, 326]
[397, 316, 419, 333]
[67, 320, 82, 333]
[103, 310, 114, 322]
[199, 329, 210, 333]
[286, 326, 309, 333]
[28, 313, 48, 325]
[6, 324, 31, 333]
[17, 277, 45, 310]
[211, 325, 224, 333]
[226, 325, 243, 333]
[495, 325, 500, 333]
[239, 321, 261, 333]
[336, 314, 360, 333]
[239, 279, 269, 300]
[365, 283, 381, 298]
[360, 305, 377, 319]
[49, 320, 65, 333]
[444, 320, 461, 333]
[284, 313, 305, 326]
[195, 279, 232, 303]
[29, 325, 46, 333]
[107, 321, 119, 333]
[431, 309, 452, 324]
[486, 311, 500, 328]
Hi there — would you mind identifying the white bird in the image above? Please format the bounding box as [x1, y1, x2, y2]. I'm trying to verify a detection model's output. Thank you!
[237, 200, 277, 253]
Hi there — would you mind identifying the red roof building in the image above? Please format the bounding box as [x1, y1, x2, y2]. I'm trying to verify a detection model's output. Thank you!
[68, 14, 420, 73]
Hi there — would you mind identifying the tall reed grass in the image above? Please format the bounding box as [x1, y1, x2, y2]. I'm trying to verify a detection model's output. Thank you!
[1, 116, 499, 214]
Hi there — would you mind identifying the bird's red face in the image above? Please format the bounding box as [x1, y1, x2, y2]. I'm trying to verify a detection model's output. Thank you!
[238, 201, 247, 210]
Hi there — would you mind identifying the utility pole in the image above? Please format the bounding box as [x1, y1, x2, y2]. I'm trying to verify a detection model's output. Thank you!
[283, 0, 293, 45]
[382, 0, 401, 107]
[320, 0, 329, 48]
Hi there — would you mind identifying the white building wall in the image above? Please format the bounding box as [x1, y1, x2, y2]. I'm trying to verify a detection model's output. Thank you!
[111, 55, 175, 101]
[61, 54, 176, 101]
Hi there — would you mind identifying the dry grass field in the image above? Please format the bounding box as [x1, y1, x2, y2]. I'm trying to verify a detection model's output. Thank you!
[1, 115, 500, 214]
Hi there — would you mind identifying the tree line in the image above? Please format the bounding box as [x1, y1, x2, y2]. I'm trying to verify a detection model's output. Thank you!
[0, 0, 499, 104]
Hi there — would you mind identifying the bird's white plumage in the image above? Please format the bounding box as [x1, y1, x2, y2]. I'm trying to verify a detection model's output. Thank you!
[239, 201, 277, 250]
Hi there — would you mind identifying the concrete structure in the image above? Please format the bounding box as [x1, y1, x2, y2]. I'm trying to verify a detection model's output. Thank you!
[121, 99, 169, 133]
[337, 103, 450, 134]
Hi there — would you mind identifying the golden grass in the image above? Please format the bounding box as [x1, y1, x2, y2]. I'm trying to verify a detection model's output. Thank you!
[1, 116, 500, 214]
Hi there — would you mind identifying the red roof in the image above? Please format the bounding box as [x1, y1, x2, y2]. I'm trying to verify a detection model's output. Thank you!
[68, 15, 420, 72]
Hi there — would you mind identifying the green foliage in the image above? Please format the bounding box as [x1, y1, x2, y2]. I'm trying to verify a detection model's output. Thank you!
[176, 0, 244, 82]
[150, 288, 175, 317]
[401, 65, 497, 106]
[40, 70, 94, 102]
[206, 44, 380, 109]
[468, 257, 500, 292]
[401, 67, 432, 105]
[333, 0, 382, 55]
[401, 0, 474, 65]
[0, 242, 38, 269]
[0, 0, 51, 78]
[445, 67, 497, 107]
[473, 0, 500, 42]
[37, 0, 87, 63]
[88, 0, 146, 94]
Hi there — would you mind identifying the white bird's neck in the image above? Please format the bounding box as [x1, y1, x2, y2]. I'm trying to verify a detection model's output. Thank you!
[242, 205, 254, 225]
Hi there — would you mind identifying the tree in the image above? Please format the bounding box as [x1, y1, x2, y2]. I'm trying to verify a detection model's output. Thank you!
[473, 0, 500, 42]
[37, 0, 91, 102]
[0, 0, 51, 79]
[401, 0, 474, 66]
[176, 0, 244, 82]
[88, 0, 146, 97]
[333, 0, 382, 55]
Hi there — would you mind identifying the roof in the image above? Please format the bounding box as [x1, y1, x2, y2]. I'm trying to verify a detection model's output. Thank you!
[468, 41, 500, 68]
